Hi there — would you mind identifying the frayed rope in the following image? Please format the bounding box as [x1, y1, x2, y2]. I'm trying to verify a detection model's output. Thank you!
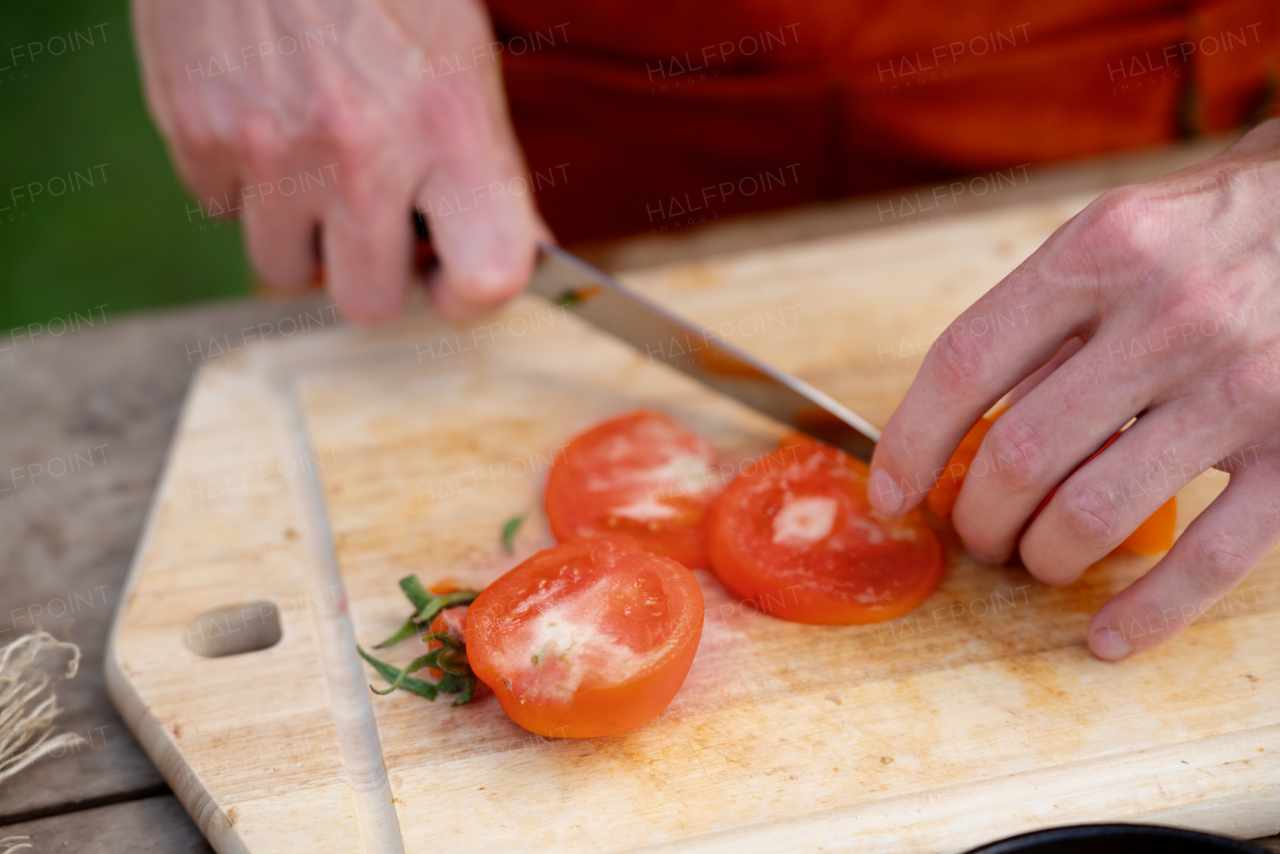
[0, 632, 86, 788]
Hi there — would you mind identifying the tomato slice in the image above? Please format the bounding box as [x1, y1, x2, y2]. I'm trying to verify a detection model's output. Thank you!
[466, 536, 704, 738]
[544, 410, 722, 568]
[927, 409, 1177, 554]
[706, 439, 945, 625]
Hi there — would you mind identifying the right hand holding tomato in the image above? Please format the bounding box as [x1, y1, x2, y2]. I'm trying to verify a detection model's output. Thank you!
[868, 120, 1280, 661]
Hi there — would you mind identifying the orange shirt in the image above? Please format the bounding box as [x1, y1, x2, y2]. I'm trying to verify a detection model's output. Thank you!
[486, 0, 1279, 242]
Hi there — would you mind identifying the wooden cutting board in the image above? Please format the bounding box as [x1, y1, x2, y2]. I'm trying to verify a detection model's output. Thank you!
[106, 190, 1280, 854]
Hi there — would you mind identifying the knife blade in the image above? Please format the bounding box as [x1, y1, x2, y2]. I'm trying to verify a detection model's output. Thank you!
[528, 241, 880, 462]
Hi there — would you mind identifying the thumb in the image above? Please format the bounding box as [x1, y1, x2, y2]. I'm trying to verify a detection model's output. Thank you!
[416, 155, 542, 321]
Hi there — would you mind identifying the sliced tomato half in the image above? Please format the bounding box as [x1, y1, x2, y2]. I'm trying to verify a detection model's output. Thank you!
[707, 438, 946, 625]
[466, 536, 704, 738]
[544, 410, 722, 568]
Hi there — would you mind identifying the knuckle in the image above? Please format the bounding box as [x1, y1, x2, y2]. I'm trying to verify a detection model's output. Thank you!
[171, 99, 218, 147]
[176, 121, 217, 157]
[1088, 185, 1168, 260]
[929, 326, 988, 395]
[1251, 116, 1280, 143]
[983, 415, 1049, 490]
[1195, 533, 1255, 587]
[1156, 275, 1228, 331]
[1036, 246, 1096, 295]
[320, 102, 375, 164]
[1057, 481, 1124, 544]
[953, 513, 1007, 565]
[237, 116, 285, 172]
[315, 105, 380, 212]
[1220, 355, 1280, 410]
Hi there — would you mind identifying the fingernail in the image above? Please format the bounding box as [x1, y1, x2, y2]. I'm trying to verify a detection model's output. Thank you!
[868, 468, 904, 516]
[1089, 625, 1131, 660]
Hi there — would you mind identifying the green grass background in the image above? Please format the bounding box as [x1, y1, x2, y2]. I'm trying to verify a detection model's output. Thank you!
[0, 0, 249, 331]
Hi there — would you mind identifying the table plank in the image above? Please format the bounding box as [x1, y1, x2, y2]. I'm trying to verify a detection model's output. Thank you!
[0, 795, 213, 852]
[0, 296, 335, 822]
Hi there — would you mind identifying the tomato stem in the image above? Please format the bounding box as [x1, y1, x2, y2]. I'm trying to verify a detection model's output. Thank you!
[358, 645, 478, 703]
[418, 630, 462, 650]
[360, 576, 481, 705]
[357, 646, 439, 700]
[410, 589, 477, 625]
[372, 578, 477, 648]
[399, 575, 433, 610]
[372, 617, 417, 649]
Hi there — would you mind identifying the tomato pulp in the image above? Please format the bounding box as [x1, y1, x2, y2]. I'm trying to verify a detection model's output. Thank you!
[707, 439, 945, 625]
[544, 410, 722, 568]
[466, 537, 704, 738]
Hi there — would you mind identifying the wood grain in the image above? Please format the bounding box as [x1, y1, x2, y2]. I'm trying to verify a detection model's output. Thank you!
[0, 795, 214, 852]
[108, 189, 1280, 853]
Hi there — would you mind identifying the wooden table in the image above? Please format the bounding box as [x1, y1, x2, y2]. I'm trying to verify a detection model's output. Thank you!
[3, 138, 1278, 852]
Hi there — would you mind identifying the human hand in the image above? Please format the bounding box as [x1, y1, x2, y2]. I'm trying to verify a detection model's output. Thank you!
[132, 0, 545, 322]
[868, 119, 1280, 660]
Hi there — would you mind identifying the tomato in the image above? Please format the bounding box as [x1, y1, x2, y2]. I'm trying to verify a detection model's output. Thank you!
[544, 410, 722, 568]
[465, 536, 704, 738]
[926, 406, 1008, 519]
[360, 579, 487, 705]
[1117, 495, 1177, 554]
[706, 438, 945, 625]
[929, 409, 1177, 555]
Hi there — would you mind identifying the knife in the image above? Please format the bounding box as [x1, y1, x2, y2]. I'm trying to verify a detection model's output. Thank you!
[527, 241, 880, 462]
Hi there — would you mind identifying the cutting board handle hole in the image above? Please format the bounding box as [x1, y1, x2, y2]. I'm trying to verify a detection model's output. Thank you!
[185, 601, 283, 658]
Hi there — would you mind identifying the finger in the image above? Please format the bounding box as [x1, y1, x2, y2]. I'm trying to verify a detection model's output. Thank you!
[130, 0, 241, 215]
[868, 262, 1095, 516]
[1086, 453, 1280, 660]
[130, 0, 177, 135]
[417, 158, 538, 322]
[1004, 337, 1084, 407]
[952, 337, 1151, 564]
[243, 186, 319, 291]
[1017, 397, 1244, 583]
[162, 121, 243, 220]
[238, 121, 318, 291]
[156, 68, 240, 216]
[322, 185, 414, 324]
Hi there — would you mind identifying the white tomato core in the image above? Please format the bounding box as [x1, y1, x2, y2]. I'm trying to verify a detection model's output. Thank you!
[611, 496, 679, 521]
[772, 496, 838, 545]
